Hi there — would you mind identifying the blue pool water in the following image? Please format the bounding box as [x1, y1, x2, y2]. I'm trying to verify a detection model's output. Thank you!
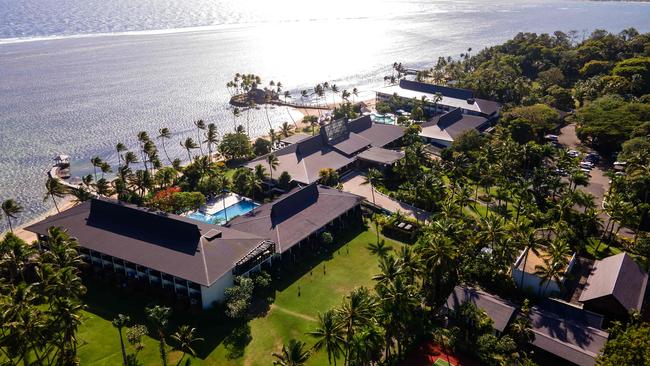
[187, 200, 259, 225]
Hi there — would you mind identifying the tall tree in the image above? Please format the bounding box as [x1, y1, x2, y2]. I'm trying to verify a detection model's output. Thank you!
[170, 325, 203, 366]
[158, 128, 173, 164]
[193, 120, 206, 156]
[266, 154, 279, 181]
[1, 199, 23, 233]
[112, 314, 131, 366]
[180, 137, 199, 163]
[145, 305, 172, 366]
[307, 310, 345, 365]
[272, 339, 311, 366]
[44, 177, 67, 213]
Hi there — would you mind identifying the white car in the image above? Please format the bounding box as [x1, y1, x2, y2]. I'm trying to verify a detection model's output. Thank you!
[580, 168, 592, 176]
[580, 161, 594, 169]
[568, 150, 580, 158]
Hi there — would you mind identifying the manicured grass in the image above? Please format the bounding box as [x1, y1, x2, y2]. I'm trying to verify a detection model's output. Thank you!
[434, 359, 454, 366]
[584, 238, 622, 259]
[76, 225, 404, 365]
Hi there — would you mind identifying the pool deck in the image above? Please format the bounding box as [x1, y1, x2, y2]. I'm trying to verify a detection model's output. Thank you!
[202, 193, 246, 215]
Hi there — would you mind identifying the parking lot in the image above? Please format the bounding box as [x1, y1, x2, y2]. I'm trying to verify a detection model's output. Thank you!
[557, 124, 633, 237]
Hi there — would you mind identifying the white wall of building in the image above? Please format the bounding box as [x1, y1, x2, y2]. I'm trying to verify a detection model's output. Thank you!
[201, 271, 235, 309]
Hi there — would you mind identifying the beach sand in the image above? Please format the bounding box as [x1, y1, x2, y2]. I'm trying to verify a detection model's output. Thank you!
[9, 198, 77, 243]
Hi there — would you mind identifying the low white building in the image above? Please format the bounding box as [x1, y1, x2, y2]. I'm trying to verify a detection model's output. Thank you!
[512, 247, 576, 298]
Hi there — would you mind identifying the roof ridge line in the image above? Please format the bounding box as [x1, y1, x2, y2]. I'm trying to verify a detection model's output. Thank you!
[198, 238, 210, 286]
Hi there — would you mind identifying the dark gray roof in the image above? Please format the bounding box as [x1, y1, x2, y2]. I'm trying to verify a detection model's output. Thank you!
[474, 98, 501, 116]
[528, 304, 609, 366]
[357, 147, 405, 165]
[348, 116, 405, 147]
[246, 135, 355, 184]
[578, 252, 648, 311]
[25, 198, 264, 286]
[280, 133, 311, 145]
[421, 108, 489, 142]
[445, 286, 517, 332]
[226, 184, 363, 253]
[245, 116, 404, 184]
[331, 133, 371, 156]
[399, 79, 474, 100]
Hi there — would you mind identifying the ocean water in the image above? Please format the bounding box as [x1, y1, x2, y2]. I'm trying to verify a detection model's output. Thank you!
[1, 0, 650, 231]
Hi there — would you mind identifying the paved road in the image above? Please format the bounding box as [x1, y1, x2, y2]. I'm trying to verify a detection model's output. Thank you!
[558, 124, 633, 237]
[341, 171, 430, 222]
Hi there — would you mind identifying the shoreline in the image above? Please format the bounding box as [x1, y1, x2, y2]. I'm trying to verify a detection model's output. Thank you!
[9, 197, 77, 243]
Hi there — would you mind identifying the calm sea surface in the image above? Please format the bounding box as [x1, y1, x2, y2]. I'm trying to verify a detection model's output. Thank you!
[1, 0, 650, 231]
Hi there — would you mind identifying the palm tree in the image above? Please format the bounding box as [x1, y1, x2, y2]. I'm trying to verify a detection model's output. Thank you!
[267, 154, 279, 181]
[330, 84, 339, 106]
[204, 123, 219, 162]
[1, 199, 23, 233]
[146, 305, 172, 366]
[123, 151, 139, 168]
[90, 156, 103, 181]
[137, 131, 151, 170]
[170, 325, 204, 366]
[158, 128, 173, 164]
[116, 142, 127, 168]
[180, 137, 199, 163]
[100, 162, 112, 179]
[534, 257, 564, 297]
[254, 164, 268, 182]
[516, 227, 543, 289]
[193, 119, 206, 156]
[308, 311, 345, 366]
[336, 287, 376, 365]
[94, 178, 113, 197]
[112, 314, 130, 366]
[272, 339, 311, 366]
[44, 177, 67, 213]
[362, 169, 383, 244]
[280, 122, 293, 138]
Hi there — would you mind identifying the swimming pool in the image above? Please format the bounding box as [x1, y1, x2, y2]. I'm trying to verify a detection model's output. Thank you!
[187, 199, 259, 225]
[370, 113, 396, 125]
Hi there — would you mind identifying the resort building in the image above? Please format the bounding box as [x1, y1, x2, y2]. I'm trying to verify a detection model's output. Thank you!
[278, 133, 311, 148]
[26, 184, 363, 309]
[512, 247, 577, 297]
[526, 300, 609, 366]
[226, 184, 364, 255]
[246, 116, 404, 185]
[443, 286, 517, 335]
[569, 252, 648, 319]
[419, 107, 491, 148]
[375, 79, 501, 120]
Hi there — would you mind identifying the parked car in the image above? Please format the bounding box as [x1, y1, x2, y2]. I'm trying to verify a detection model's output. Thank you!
[545, 134, 559, 141]
[580, 161, 594, 169]
[585, 153, 600, 163]
[568, 150, 580, 158]
[580, 168, 592, 176]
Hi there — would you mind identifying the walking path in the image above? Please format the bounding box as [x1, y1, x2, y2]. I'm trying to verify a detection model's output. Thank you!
[341, 171, 430, 222]
[269, 304, 317, 322]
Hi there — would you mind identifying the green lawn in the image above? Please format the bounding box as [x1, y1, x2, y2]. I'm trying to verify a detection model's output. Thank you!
[434, 359, 454, 366]
[76, 226, 404, 366]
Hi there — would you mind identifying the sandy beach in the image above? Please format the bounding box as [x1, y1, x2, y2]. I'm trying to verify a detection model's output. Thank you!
[8, 198, 77, 243]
